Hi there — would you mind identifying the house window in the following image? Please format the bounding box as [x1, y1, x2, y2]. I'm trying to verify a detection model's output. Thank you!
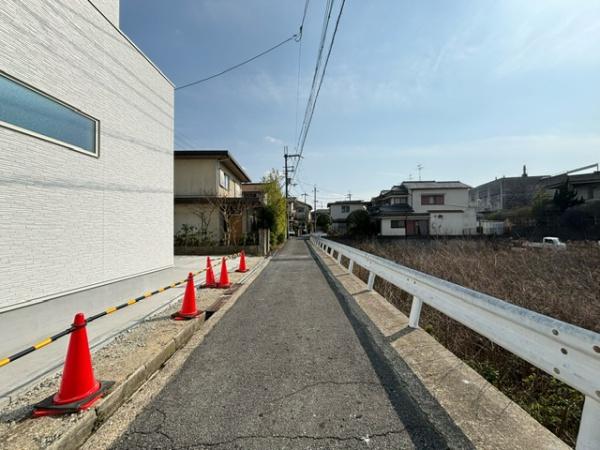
[390, 220, 404, 229]
[391, 196, 407, 204]
[219, 169, 230, 190]
[0, 72, 98, 155]
[341, 205, 350, 213]
[421, 194, 444, 205]
[297, 207, 304, 213]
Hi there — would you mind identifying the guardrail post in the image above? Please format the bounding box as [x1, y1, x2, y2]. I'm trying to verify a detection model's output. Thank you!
[408, 296, 423, 328]
[337, 251, 342, 264]
[577, 397, 600, 449]
[367, 272, 375, 291]
[348, 259, 354, 274]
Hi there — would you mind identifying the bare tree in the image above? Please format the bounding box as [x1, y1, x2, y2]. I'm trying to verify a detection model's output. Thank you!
[206, 196, 248, 246]
[189, 202, 218, 243]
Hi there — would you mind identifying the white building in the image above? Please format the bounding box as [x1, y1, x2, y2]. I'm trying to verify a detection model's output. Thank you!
[0, 0, 174, 310]
[327, 201, 367, 234]
[371, 181, 476, 236]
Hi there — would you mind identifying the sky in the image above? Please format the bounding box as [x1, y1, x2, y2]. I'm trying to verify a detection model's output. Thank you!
[121, 0, 600, 206]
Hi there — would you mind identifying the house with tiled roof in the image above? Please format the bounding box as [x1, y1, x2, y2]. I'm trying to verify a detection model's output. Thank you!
[370, 181, 476, 236]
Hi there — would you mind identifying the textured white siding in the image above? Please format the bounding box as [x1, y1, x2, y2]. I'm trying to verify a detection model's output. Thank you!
[0, 0, 174, 309]
[90, 0, 120, 27]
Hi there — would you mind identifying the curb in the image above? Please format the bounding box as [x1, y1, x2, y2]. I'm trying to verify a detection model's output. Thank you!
[48, 314, 206, 450]
[46, 256, 271, 450]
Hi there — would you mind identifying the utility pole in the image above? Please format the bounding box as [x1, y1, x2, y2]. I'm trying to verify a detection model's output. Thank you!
[417, 164, 423, 181]
[346, 191, 352, 201]
[313, 185, 317, 233]
[301, 193, 308, 204]
[283, 146, 301, 239]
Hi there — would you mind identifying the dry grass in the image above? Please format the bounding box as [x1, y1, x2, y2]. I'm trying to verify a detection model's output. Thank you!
[344, 238, 600, 447]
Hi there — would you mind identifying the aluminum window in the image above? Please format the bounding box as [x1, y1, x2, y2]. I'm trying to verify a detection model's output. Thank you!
[390, 220, 404, 229]
[0, 72, 98, 156]
[421, 194, 445, 205]
[219, 168, 230, 190]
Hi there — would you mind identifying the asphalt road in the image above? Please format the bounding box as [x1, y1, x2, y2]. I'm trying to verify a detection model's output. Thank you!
[112, 239, 465, 449]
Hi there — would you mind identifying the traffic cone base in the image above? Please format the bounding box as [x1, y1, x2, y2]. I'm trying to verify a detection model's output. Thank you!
[33, 381, 114, 417]
[32, 312, 113, 417]
[217, 257, 231, 289]
[171, 310, 201, 320]
[172, 272, 201, 320]
[236, 251, 249, 273]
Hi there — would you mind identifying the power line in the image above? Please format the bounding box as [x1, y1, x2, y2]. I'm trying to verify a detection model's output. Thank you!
[175, 34, 299, 91]
[292, 0, 346, 182]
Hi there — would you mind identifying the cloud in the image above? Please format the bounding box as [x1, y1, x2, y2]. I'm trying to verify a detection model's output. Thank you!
[264, 135, 285, 145]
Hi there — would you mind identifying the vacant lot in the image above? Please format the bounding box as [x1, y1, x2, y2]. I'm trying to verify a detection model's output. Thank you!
[343, 238, 600, 447]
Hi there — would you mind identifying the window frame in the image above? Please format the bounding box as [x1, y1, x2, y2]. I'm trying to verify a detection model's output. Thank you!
[341, 205, 350, 213]
[421, 194, 445, 205]
[0, 71, 100, 158]
[219, 168, 230, 190]
[390, 219, 404, 229]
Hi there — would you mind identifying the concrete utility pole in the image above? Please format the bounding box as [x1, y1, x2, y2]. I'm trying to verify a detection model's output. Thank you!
[313, 185, 317, 233]
[283, 147, 301, 239]
[417, 164, 423, 181]
[346, 191, 352, 201]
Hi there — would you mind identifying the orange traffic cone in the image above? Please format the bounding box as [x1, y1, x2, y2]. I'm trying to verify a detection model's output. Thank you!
[236, 251, 249, 273]
[205, 256, 217, 288]
[33, 313, 112, 417]
[172, 273, 201, 320]
[217, 257, 231, 289]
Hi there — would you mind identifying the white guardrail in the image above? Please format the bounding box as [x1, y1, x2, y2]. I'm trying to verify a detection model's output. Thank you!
[311, 236, 600, 449]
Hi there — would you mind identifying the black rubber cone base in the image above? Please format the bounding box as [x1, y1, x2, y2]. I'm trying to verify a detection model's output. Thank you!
[33, 380, 114, 417]
[171, 310, 201, 320]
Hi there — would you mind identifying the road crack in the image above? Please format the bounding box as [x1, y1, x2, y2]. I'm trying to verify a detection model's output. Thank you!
[173, 429, 409, 448]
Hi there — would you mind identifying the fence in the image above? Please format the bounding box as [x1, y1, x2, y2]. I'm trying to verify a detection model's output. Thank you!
[311, 236, 600, 449]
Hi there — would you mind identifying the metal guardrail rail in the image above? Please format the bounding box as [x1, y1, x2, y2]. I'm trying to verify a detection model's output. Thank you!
[311, 236, 600, 449]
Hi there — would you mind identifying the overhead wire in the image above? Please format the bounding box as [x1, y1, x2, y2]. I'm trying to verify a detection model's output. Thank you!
[292, 0, 346, 183]
[175, 33, 299, 91]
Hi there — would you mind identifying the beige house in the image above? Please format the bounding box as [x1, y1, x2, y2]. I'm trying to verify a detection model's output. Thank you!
[288, 198, 313, 235]
[174, 150, 251, 246]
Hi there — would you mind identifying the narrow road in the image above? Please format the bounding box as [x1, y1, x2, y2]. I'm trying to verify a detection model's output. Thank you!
[113, 239, 461, 449]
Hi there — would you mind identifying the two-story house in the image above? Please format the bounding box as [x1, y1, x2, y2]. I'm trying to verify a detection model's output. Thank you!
[370, 181, 476, 236]
[288, 198, 313, 235]
[0, 0, 174, 310]
[174, 150, 251, 246]
[327, 200, 367, 234]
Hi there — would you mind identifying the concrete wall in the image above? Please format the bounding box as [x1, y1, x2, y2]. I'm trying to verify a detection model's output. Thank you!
[381, 219, 406, 236]
[0, 0, 174, 309]
[175, 159, 218, 197]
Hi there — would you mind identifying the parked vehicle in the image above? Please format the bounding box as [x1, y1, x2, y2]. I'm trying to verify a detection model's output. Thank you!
[523, 236, 567, 250]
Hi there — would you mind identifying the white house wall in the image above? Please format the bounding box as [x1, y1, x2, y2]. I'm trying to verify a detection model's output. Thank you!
[429, 210, 477, 236]
[0, 0, 174, 309]
[411, 189, 470, 213]
[381, 219, 406, 236]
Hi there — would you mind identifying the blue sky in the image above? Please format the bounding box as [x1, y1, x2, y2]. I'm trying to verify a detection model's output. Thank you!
[121, 0, 600, 205]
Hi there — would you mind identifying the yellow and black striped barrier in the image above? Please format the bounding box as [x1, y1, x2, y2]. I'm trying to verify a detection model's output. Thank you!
[0, 253, 241, 368]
